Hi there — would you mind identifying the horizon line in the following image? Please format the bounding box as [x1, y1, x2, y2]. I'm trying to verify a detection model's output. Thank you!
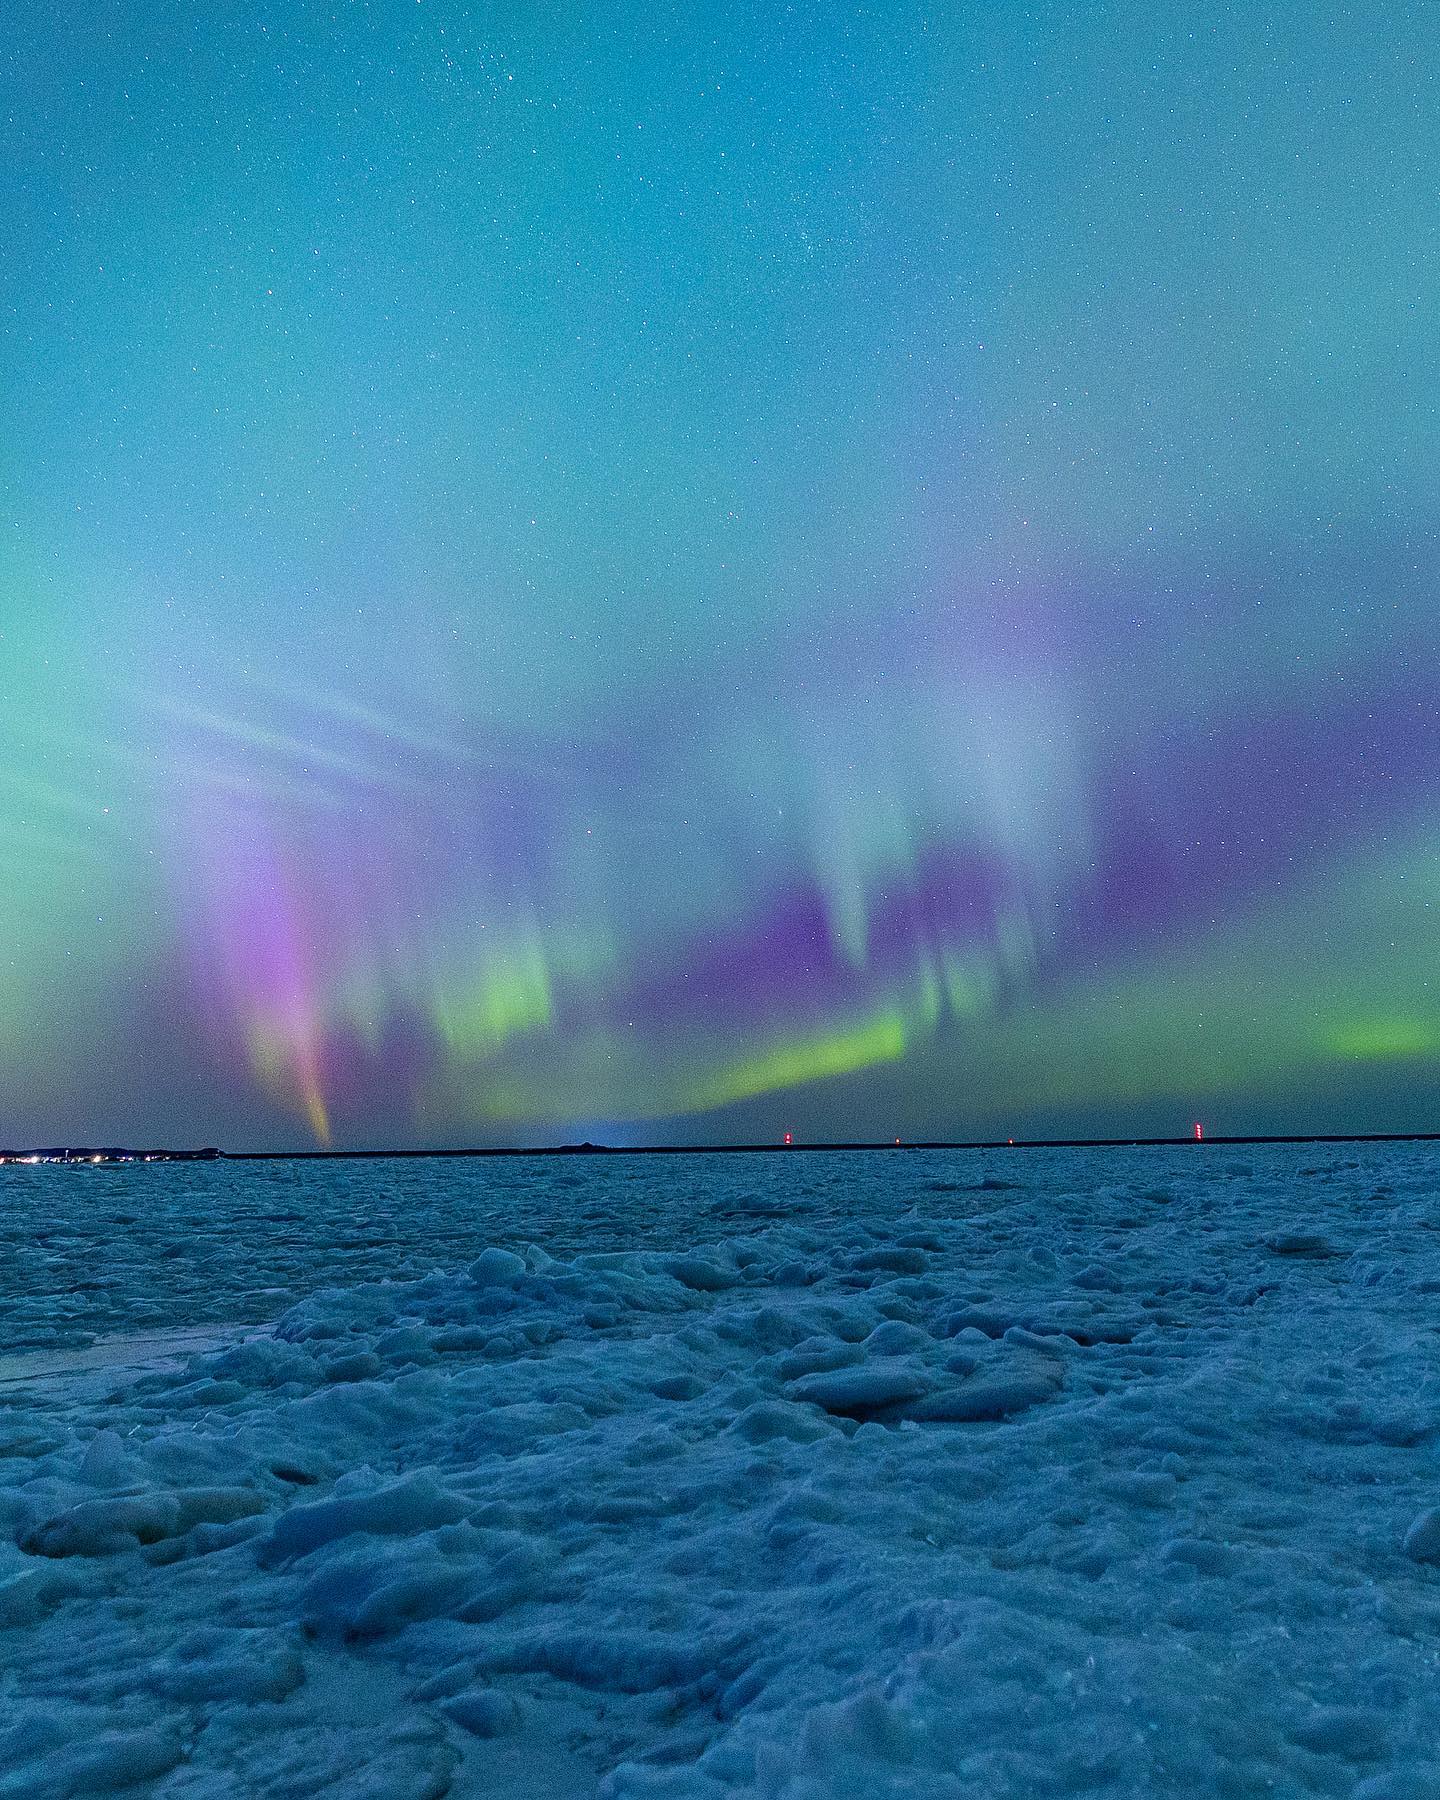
[9, 1130, 1440, 1164]
[219, 1130, 1440, 1158]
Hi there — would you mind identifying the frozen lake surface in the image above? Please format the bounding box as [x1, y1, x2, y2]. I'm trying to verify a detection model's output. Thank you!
[5, 1144, 1440, 1796]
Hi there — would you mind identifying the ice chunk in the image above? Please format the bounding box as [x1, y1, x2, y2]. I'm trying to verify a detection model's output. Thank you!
[301, 1552, 479, 1639]
[0, 1565, 82, 1628]
[1161, 1536, 1240, 1576]
[786, 1363, 930, 1420]
[905, 1361, 1063, 1423]
[728, 1400, 836, 1444]
[156, 1627, 305, 1703]
[938, 1306, 1010, 1339]
[443, 1688, 522, 1737]
[259, 1473, 469, 1566]
[21, 1487, 263, 1558]
[848, 1246, 929, 1275]
[775, 1341, 862, 1382]
[0, 1722, 184, 1796]
[1266, 1232, 1342, 1258]
[1290, 1705, 1387, 1759]
[467, 1247, 527, 1286]
[863, 1320, 932, 1356]
[651, 1373, 706, 1401]
[665, 1256, 739, 1292]
[1402, 1508, 1440, 1563]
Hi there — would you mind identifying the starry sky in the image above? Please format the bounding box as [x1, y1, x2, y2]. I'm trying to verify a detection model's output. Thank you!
[5, 0, 1440, 1149]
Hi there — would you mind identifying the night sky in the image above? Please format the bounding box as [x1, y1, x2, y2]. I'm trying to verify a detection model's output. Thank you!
[5, 2, 1440, 1148]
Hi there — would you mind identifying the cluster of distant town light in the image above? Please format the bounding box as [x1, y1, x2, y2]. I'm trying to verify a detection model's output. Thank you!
[0, 1148, 221, 1166]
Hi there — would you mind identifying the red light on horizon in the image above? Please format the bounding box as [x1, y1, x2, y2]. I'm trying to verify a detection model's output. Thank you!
[783, 1132, 793, 1146]
[1194, 1121, 1204, 1141]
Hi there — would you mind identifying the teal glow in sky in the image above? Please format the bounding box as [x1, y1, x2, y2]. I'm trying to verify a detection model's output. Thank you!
[4, 1, 1440, 1147]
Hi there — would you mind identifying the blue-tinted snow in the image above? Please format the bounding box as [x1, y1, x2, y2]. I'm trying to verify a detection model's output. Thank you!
[4, 1145, 1440, 1797]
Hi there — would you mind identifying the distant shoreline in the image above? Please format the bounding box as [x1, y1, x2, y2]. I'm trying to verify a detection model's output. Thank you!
[5, 1131, 1440, 1165]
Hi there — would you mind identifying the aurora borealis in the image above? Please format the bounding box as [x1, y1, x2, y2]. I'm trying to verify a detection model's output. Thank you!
[5, 2, 1439, 1148]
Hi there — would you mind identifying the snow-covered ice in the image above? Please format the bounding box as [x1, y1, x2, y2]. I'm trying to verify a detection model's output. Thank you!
[5, 1145, 1440, 1796]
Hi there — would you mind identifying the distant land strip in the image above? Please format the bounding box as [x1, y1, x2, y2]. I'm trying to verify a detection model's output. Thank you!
[213, 1132, 1440, 1157]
